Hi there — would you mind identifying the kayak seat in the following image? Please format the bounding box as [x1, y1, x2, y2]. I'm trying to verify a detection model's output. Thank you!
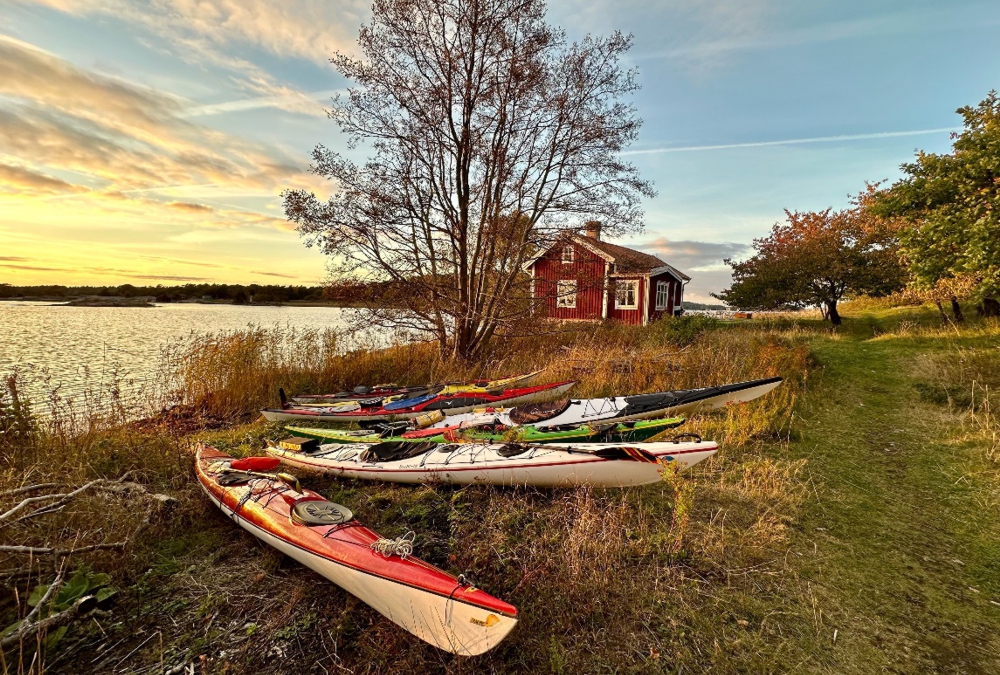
[361, 441, 439, 463]
[508, 398, 571, 425]
[497, 444, 530, 458]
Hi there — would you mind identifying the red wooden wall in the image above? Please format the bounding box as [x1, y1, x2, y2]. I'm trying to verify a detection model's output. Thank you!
[531, 242, 606, 320]
[532, 245, 685, 324]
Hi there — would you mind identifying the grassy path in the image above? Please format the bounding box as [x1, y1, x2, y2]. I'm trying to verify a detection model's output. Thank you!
[786, 321, 1000, 673]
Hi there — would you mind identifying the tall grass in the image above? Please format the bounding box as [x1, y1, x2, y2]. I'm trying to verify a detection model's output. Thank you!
[2, 314, 816, 674]
[913, 345, 1000, 467]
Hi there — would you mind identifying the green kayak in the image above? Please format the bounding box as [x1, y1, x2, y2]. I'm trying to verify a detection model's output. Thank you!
[283, 416, 685, 445]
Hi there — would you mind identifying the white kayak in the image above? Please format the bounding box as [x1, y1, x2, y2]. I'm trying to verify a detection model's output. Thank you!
[432, 377, 783, 429]
[267, 439, 718, 488]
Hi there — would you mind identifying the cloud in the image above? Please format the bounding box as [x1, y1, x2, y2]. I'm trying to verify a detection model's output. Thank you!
[0, 256, 30, 262]
[123, 274, 210, 281]
[167, 201, 214, 212]
[183, 88, 344, 118]
[15, 0, 364, 117]
[622, 128, 958, 156]
[256, 271, 298, 279]
[0, 162, 88, 195]
[0, 263, 64, 271]
[0, 37, 318, 217]
[637, 237, 748, 272]
[22, 0, 366, 63]
[632, 2, 995, 69]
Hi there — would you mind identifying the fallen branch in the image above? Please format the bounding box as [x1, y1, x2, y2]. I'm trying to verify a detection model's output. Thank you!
[0, 542, 128, 556]
[1, 594, 99, 648]
[1, 478, 174, 524]
[0, 483, 65, 498]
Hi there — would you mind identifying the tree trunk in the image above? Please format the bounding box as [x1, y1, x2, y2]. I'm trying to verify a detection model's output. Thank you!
[934, 299, 949, 325]
[826, 299, 842, 326]
[983, 297, 1000, 317]
[949, 296, 965, 323]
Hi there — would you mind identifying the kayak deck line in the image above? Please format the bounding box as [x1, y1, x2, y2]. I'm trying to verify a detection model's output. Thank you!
[266, 440, 718, 487]
[200, 483, 515, 617]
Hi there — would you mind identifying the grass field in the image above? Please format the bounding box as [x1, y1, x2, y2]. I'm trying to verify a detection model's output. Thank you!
[2, 304, 998, 674]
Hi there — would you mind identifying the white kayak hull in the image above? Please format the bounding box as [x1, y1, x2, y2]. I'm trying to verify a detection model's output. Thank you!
[435, 378, 783, 429]
[268, 441, 718, 488]
[199, 483, 516, 655]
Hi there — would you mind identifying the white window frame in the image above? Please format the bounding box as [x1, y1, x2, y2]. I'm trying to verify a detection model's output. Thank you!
[556, 280, 577, 309]
[655, 281, 670, 310]
[561, 245, 574, 264]
[615, 279, 638, 310]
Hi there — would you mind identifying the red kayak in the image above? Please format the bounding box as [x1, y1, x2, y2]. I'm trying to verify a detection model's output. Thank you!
[195, 445, 517, 655]
[261, 380, 576, 423]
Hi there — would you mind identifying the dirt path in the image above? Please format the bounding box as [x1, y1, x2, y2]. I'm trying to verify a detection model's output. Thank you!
[789, 328, 1000, 673]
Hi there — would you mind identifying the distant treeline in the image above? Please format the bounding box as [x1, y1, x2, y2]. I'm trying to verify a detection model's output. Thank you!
[0, 283, 325, 304]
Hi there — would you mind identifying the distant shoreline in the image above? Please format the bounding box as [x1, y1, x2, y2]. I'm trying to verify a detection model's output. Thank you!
[1, 296, 361, 308]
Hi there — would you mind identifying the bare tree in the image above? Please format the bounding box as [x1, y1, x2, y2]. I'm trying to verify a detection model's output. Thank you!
[284, 0, 654, 359]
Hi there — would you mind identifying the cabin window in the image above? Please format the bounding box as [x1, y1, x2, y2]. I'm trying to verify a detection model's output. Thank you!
[615, 280, 638, 309]
[655, 281, 670, 310]
[556, 280, 577, 309]
[561, 245, 574, 263]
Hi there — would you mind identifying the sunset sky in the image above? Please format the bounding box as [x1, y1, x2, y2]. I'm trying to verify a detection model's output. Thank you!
[1, 0, 997, 301]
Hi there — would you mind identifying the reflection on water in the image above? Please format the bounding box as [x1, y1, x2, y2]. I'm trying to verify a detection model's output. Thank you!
[0, 302, 381, 409]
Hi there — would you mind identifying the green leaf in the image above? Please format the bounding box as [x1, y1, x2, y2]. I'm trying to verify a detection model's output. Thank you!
[95, 586, 118, 603]
[56, 570, 91, 608]
[27, 584, 50, 608]
[45, 625, 68, 649]
[88, 573, 111, 590]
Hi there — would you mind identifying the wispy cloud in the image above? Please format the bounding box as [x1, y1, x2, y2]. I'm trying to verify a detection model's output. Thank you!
[183, 89, 345, 118]
[0, 262, 64, 271]
[0, 36, 319, 208]
[634, 3, 998, 68]
[636, 238, 748, 272]
[16, 0, 363, 116]
[622, 128, 958, 156]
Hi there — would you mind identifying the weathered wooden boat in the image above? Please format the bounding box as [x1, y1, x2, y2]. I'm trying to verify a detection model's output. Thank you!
[261, 380, 576, 423]
[283, 416, 685, 445]
[432, 377, 783, 429]
[195, 445, 517, 655]
[266, 438, 717, 487]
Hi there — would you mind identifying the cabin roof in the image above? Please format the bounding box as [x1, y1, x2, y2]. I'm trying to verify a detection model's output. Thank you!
[525, 234, 691, 281]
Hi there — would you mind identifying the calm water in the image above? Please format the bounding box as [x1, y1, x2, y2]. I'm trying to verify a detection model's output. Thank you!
[0, 301, 377, 408]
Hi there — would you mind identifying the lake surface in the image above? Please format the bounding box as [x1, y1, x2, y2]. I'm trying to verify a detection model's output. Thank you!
[0, 302, 382, 409]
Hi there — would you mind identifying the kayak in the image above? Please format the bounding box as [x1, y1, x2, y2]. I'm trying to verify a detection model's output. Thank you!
[195, 445, 517, 654]
[431, 377, 783, 429]
[290, 370, 543, 403]
[283, 416, 686, 445]
[261, 380, 576, 423]
[266, 438, 717, 487]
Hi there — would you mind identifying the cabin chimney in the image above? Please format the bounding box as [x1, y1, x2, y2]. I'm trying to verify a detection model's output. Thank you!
[584, 220, 602, 241]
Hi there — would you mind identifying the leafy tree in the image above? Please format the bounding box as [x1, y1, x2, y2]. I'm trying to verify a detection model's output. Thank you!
[283, 0, 654, 359]
[870, 91, 1000, 318]
[714, 205, 906, 325]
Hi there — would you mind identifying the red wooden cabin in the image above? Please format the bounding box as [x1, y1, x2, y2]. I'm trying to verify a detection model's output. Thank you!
[525, 221, 690, 326]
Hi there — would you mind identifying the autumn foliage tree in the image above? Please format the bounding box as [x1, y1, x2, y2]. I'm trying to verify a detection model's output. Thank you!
[869, 91, 1000, 319]
[283, 0, 653, 358]
[714, 205, 906, 325]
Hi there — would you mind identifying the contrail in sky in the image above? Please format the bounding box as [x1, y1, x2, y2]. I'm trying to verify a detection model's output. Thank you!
[621, 127, 957, 155]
